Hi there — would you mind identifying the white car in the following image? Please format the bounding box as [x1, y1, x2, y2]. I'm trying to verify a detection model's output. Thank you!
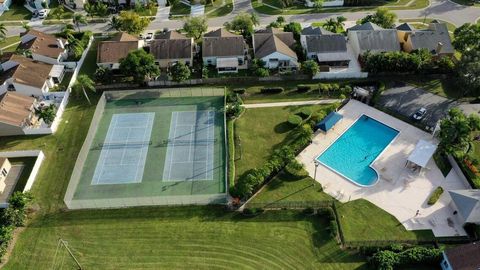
[145, 32, 154, 43]
[412, 107, 427, 121]
[38, 9, 49, 19]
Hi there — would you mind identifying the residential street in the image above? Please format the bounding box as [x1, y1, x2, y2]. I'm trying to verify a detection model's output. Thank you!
[5, 0, 479, 36]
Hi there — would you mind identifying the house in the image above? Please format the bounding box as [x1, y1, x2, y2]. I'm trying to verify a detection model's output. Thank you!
[17, 29, 68, 65]
[0, 54, 64, 97]
[97, 32, 144, 70]
[396, 22, 454, 56]
[202, 28, 248, 73]
[149, 31, 194, 68]
[26, 0, 50, 10]
[440, 242, 480, 270]
[253, 28, 298, 70]
[0, 158, 11, 187]
[347, 22, 400, 58]
[0, 91, 38, 136]
[300, 26, 350, 68]
[448, 190, 480, 225]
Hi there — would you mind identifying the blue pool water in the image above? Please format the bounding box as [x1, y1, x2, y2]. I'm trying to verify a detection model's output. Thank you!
[316, 115, 399, 186]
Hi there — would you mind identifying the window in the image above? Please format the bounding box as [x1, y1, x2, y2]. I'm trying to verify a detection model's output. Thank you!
[1, 168, 7, 177]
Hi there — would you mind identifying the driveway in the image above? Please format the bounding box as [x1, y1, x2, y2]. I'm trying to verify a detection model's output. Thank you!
[378, 85, 457, 129]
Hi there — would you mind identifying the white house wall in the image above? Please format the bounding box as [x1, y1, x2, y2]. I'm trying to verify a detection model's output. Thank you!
[12, 82, 47, 97]
[32, 53, 61, 65]
[260, 52, 297, 69]
[202, 56, 243, 66]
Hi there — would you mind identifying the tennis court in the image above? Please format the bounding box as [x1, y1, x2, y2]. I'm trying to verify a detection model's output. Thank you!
[64, 88, 227, 209]
[163, 111, 215, 181]
[92, 113, 154, 185]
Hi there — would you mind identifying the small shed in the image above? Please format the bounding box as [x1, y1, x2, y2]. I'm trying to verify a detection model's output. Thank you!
[315, 111, 342, 132]
[448, 190, 480, 224]
[406, 140, 438, 168]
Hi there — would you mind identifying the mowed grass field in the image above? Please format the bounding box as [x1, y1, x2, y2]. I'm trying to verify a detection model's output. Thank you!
[5, 207, 368, 270]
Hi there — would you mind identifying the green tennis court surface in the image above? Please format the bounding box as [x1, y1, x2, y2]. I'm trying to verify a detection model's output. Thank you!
[65, 88, 227, 209]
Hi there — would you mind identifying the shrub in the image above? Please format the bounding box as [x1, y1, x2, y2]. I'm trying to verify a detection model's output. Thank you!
[329, 219, 338, 238]
[299, 107, 312, 119]
[427, 186, 444, 205]
[297, 84, 311, 92]
[243, 207, 264, 216]
[370, 247, 442, 270]
[303, 207, 315, 215]
[288, 114, 303, 126]
[233, 88, 246, 94]
[260, 87, 284, 94]
[255, 68, 270, 77]
[317, 207, 335, 221]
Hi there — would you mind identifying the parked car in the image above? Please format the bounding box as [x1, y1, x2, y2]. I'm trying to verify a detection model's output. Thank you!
[145, 33, 154, 43]
[38, 9, 49, 19]
[412, 108, 427, 121]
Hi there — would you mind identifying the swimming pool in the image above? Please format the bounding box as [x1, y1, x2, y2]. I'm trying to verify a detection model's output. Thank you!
[316, 115, 399, 186]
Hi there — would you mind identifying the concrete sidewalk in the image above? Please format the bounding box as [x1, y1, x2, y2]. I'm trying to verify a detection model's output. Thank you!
[242, 99, 341, 108]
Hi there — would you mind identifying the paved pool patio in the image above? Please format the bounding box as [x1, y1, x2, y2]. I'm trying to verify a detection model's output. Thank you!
[298, 100, 469, 237]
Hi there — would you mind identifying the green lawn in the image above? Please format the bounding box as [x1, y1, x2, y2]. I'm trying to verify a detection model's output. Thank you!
[252, 0, 429, 15]
[0, 4, 31, 21]
[311, 21, 345, 33]
[5, 206, 369, 269]
[248, 169, 436, 243]
[9, 157, 36, 193]
[234, 105, 330, 179]
[206, 0, 233, 17]
[169, 2, 190, 16]
[398, 18, 457, 32]
[79, 39, 100, 78]
[0, 36, 20, 52]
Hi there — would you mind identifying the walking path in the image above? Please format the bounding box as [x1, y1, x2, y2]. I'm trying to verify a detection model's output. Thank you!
[242, 99, 341, 108]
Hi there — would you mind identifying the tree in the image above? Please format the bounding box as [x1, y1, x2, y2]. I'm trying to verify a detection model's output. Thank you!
[94, 66, 113, 84]
[183, 16, 208, 40]
[84, 2, 96, 19]
[95, 2, 108, 17]
[0, 23, 6, 42]
[61, 24, 75, 41]
[21, 22, 31, 31]
[283, 22, 302, 41]
[439, 108, 480, 155]
[301, 60, 319, 77]
[456, 49, 480, 96]
[50, 5, 65, 20]
[119, 49, 160, 83]
[109, 16, 122, 31]
[169, 62, 191, 82]
[359, 7, 397, 28]
[276, 16, 285, 25]
[72, 75, 96, 104]
[72, 13, 87, 32]
[224, 12, 257, 37]
[323, 18, 337, 32]
[453, 22, 480, 53]
[115, 11, 150, 34]
[312, 0, 324, 10]
[35, 104, 56, 124]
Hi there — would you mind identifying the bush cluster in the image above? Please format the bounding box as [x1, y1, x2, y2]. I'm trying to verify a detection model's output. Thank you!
[0, 192, 33, 261]
[296, 85, 311, 92]
[361, 49, 455, 74]
[226, 93, 243, 119]
[287, 114, 303, 126]
[370, 246, 442, 270]
[427, 186, 444, 205]
[242, 207, 265, 216]
[260, 87, 284, 94]
[318, 207, 338, 238]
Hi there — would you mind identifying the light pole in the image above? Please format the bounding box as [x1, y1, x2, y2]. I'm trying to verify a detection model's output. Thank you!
[314, 161, 319, 180]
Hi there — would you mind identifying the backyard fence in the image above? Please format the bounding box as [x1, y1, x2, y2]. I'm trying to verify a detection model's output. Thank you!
[246, 200, 334, 210]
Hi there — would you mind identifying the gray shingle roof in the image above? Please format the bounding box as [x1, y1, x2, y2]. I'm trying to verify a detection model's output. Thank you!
[444, 242, 480, 270]
[305, 35, 347, 53]
[253, 29, 297, 59]
[348, 22, 384, 31]
[301, 26, 334, 36]
[449, 190, 480, 223]
[409, 23, 454, 54]
[396, 23, 416, 31]
[352, 29, 400, 52]
[150, 31, 192, 60]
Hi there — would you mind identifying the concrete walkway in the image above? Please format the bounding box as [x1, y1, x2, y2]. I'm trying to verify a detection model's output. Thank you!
[243, 99, 341, 108]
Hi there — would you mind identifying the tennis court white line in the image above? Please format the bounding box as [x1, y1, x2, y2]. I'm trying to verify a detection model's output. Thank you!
[92, 115, 119, 185]
[167, 112, 179, 181]
[132, 114, 153, 182]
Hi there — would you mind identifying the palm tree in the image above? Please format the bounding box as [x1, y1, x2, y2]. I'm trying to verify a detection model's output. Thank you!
[336, 16, 347, 32]
[61, 24, 76, 41]
[73, 75, 95, 104]
[323, 18, 337, 33]
[251, 13, 259, 26]
[0, 23, 6, 42]
[72, 13, 87, 32]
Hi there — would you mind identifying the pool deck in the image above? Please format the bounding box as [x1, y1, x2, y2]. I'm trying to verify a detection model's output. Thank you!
[298, 100, 469, 237]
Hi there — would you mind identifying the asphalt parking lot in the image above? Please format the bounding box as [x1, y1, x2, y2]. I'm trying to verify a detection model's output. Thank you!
[378, 85, 458, 129]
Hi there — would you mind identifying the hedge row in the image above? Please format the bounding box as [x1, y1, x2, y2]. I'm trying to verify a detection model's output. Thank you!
[260, 87, 284, 94]
[370, 246, 442, 270]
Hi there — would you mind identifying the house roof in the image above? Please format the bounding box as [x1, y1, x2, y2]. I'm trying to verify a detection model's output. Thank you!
[0, 91, 35, 127]
[351, 29, 400, 52]
[0, 157, 7, 168]
[301, 26, 334, 36]
[202, 29, 245, 57]
[408, 23, 454, 54]
[253, 29, 297, 59]
[449, 190, 480, 223]
[348, 22, 384, 31]
[2, 55, 53, 89]
[444, 242, 480, 270]
[305, 35, 347, 53]
[316, 112, 343, 132]
[150, 31, 192, 60]
[110, 32, 139, 42]
[18, 29, 67, 59]
[396, 23, 416, 31]
[97, 41, 139, 64]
